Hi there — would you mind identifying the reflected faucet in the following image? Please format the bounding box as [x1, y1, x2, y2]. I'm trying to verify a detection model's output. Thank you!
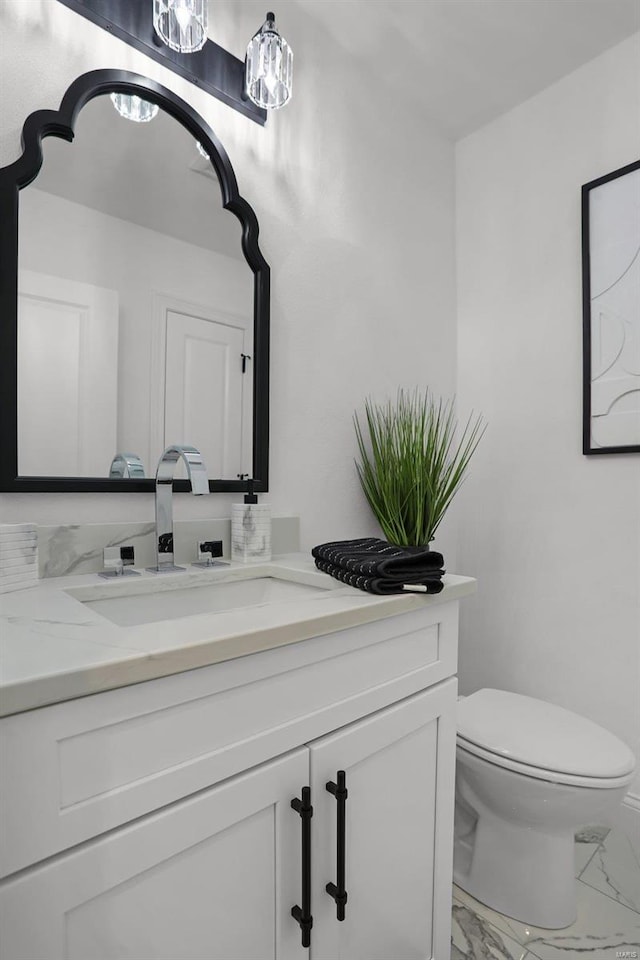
[109, 452, 146, 479]
[147, 445, 209, 573]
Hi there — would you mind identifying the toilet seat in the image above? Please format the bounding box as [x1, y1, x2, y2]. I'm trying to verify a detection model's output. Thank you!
[456, 738, 636, 788]
[457, 688, 636, 787]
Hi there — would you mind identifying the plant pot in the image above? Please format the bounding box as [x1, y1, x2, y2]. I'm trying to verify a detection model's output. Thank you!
[389, 542, 434, 553]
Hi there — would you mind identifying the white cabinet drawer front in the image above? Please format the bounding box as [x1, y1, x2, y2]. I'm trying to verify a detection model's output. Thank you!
[0, 604, 458, 876]
[0, 750, 307, 960]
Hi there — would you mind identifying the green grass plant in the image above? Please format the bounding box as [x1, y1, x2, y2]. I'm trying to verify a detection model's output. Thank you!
[354, 389, 485, 547]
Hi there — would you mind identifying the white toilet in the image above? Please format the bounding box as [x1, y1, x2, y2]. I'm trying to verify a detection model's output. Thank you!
[453, 688, 636, 929]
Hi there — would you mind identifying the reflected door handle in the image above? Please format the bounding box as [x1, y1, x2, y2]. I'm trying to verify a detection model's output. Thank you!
[291, 786, 313, 948]
[326, 770, 348, 920]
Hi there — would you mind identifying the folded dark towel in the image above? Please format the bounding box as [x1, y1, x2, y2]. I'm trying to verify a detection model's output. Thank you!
[311, 538, 444, 581]
[314, 557, 445, 596]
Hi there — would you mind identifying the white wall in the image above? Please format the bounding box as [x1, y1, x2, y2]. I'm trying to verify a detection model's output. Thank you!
[456, 34, 640, 793]
[0, 0, 457, 560]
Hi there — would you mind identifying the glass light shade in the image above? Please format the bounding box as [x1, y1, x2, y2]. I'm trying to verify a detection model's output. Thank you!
[154, 0, 208, 53]
[110, 93, 159, 123]
[245, 12, 293, 110]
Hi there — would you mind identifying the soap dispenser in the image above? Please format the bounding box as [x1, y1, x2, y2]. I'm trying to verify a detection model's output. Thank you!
[231, 479, 271, 563]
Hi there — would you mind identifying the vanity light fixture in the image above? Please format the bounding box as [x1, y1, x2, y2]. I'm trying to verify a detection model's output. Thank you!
[245, 12, 293, 110]
[110, 93, 159, 123]
[57, 1, 271, 124]
[153, 0, 208, 54]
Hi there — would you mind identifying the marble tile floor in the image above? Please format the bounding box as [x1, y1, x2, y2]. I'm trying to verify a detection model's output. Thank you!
[452, 826, 640, 959]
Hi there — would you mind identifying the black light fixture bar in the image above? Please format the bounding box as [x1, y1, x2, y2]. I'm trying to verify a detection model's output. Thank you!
[56, 0, 267, 125]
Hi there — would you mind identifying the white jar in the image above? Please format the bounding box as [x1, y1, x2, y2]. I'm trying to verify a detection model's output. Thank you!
[231, 503, 271, 563]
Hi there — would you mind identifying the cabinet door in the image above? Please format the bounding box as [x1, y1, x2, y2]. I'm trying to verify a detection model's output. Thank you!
[309, 679, 457, 960]
[0, 750, 308, 960]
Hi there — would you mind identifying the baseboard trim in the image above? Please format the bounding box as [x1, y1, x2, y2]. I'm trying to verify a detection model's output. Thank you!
[615, 791, 640, 839]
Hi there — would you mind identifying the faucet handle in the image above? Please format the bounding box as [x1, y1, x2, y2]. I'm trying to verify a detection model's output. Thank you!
[193, 539, 228, 568]
[146, 532, 186, 574]
[158, 533, 174, 555]
[98, 545, 141, 579]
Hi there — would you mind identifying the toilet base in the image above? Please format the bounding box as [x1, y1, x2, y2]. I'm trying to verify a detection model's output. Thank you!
[454, 810, 577, 929]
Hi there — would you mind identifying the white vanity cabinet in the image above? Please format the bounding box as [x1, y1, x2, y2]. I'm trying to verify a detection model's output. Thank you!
[0, 750, 308, 960]
[0, 601, 461, 960]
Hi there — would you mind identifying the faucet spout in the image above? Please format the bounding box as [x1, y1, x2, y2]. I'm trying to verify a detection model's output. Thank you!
[109, 452, 146, 479]
[149, 444, 210, 573]
[156, 444, 209, 495]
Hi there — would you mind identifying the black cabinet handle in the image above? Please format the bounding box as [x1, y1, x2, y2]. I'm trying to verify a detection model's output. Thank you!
[291, 786, 313, 948]
[325, 770, 348, 920]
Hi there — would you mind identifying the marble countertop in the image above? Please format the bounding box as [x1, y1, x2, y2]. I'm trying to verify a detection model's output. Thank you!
[0, 554, 476, 717]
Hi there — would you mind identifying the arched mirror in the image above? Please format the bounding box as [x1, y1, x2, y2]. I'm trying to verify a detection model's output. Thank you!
[0, 70, 269, 493]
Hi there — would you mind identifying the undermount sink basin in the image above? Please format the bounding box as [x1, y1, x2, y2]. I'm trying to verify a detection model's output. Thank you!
[81, 575, 329, 627]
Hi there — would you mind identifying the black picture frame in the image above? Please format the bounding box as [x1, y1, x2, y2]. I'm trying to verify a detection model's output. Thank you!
[582, 158, 640, 456]
[0, 69, 270, 494]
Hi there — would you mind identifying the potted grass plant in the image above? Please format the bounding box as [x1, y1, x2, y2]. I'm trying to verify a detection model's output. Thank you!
[354, 389, 485, 548]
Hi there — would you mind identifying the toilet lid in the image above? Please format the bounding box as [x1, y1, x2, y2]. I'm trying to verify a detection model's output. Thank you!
[457, 689, 636, 779]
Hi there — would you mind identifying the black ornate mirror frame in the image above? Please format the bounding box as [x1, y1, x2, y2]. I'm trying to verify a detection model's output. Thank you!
[0, 69, 270, 494]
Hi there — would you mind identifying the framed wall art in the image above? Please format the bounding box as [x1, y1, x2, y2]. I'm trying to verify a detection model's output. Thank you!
[582, 158, 640, 455]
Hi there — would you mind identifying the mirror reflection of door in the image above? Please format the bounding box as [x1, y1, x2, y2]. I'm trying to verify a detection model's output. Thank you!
[16, 94, 253, 480]
[150, 298, 252, 480]
[17, 271, 118, 477]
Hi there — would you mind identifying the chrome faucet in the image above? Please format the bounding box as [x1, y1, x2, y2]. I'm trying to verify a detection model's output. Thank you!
[147, 445, 209, 573]
[109, 452, 146, 479]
